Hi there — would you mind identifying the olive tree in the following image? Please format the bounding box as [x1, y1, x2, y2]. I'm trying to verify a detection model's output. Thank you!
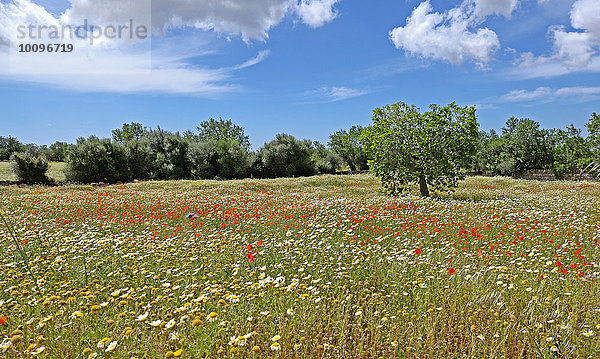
[328, 126, 368, 171]
[360, 101, 479, 196]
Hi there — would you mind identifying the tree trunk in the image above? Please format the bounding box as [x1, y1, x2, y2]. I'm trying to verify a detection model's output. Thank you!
[347, 161, 356, 172]
[419, 173, 430, 197]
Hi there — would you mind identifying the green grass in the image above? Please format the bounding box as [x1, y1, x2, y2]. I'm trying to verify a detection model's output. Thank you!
[1, 175, 599, 358]
[0, 161, 66, 183]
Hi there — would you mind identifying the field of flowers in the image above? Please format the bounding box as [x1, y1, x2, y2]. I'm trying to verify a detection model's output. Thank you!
[1, 174, 600, 358]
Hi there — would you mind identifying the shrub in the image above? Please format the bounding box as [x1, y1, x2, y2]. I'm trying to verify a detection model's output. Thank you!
[257, 134, 316, 178]
[65, 136, 130, 183]
[10, 152, 51, 184]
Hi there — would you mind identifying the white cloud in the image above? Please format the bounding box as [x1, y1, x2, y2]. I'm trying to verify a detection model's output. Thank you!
[61, 0, 341, 42]
[303, 86, 367, 103]
[571, 0, 600, 39]
[551, 25, 595, 68]
[499, 86, 600, 103]
[296, 0, 340, 28]
[473, 0, 520, 18]
[513, 0, 600, 77]
[0, 0, 270, 95]
[389, 0, 501, 67]
[0, 0, 341, 95]
[500, 86, 552, 102]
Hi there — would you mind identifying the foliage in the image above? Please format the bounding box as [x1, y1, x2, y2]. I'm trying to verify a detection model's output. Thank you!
[9, 152, 51, 184]
[586, 112, 600, 161]
[328, 125, 368, 171]
[361, 101, 479, 196]
[188, 138, 250, 180]
[257, 134, 316, 178]
[549, 125, 592, 179]
[112, 122, 146, 143]
[500, 117, 553, 176]
[65, 136, 130, 183]
[196, 118, 251, 151]
[143, 129, 193, 180]
[0, 136, 25, 161]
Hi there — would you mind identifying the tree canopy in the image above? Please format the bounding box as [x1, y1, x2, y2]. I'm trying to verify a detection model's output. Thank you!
[360, 101, 479, 196]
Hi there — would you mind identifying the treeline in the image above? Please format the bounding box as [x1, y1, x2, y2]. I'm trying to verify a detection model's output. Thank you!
[2, 112, 599, 184]
[475, 114, 600, 179]
[2, 119, 366, 184]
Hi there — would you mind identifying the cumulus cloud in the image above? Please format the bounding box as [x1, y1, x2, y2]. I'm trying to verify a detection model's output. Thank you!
[0, 0, 340, 95]
[61, 0, 340, 42]
[499, 86, 600, 103]
[296, 0, 341, 28]
[513, 0, 600, 77]
[389, 0, 505, 67]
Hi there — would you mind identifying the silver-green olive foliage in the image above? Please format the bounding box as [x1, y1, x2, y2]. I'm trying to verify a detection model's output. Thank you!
[360, 102, 479, 196]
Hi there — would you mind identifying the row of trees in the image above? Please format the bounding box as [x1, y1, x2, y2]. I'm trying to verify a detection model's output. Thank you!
[0, 137, 68, 162]
[8, 119, 363, 184]
[360, 104, 600, 196]
[475, 114, 600, 179]
[4, 110, 599, 192]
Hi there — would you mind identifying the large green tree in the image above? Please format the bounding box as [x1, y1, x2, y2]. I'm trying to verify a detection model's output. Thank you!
[360, 102, 479, 196]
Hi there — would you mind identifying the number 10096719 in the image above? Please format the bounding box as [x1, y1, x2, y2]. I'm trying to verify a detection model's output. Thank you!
[18, 43, 74, 53]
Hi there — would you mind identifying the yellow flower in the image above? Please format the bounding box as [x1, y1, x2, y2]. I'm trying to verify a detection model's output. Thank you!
[97, 337, 110, 348]
[173, 349, 182, 357]
[270, 342, 281, 351]
[207, 312, 218, 322]
[72, 311, 84, 318]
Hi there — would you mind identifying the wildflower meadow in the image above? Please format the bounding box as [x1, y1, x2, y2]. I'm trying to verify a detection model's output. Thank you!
[1, 175, 599, 358]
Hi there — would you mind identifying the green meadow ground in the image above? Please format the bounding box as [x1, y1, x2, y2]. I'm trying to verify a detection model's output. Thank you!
[0, 162, 66, 183]
[1, 175, 600, 358]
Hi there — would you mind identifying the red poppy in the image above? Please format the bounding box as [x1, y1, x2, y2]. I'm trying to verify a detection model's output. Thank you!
[447, 268, 455, 275]
[248, 252, 256, 263]
[247, 244, 252, 251]
[257, 240, 263, 247]
[0, 316, 6, 325]
[414, 248, 422, 255]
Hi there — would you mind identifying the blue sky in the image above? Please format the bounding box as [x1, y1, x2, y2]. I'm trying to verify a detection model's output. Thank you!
[0, 0, 599, 148]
